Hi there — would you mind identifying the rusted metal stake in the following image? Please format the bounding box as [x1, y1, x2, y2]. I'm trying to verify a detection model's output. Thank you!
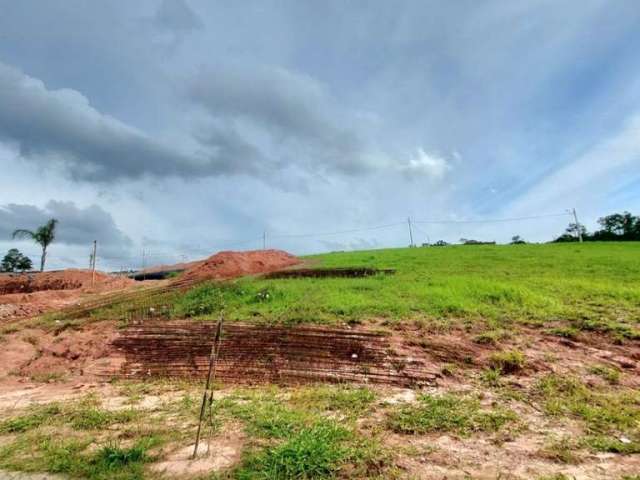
[192, 317, 223, 459]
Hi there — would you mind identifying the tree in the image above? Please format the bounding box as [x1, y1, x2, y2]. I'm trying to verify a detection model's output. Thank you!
[595, 212, 639, 240]
[510, 235, 526, 244]
[565, 222, 587, 240]
[12, 218, 58, 272]
[1, 248, 33, 273]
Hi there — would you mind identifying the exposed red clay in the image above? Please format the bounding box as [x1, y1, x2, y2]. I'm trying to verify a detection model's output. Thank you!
[0, 269, 132, 295]
[178, 249, 300, 284]
[0, 270, 135, 320]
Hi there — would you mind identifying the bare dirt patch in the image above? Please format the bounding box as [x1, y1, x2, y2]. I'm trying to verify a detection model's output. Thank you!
[0, 321, 122, 381]
[394, 432, 640, 479]
[151, 426, 245, 477]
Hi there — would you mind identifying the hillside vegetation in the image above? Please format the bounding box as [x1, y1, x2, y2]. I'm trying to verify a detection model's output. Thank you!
[173, 243, 640, 340]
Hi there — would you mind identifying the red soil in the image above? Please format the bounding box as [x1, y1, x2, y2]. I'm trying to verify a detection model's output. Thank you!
[178, 249, 300, 283]
[0, 269, 132, 295]
[0, 270, 134, 320]
[141, 259, 203, 275]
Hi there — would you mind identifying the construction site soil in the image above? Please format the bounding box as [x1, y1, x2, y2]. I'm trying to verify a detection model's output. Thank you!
[178, 249, 300, 283]
[0, 251, 638, 479]
[0, 270, 134, 321]
[0, 269, 132, 295]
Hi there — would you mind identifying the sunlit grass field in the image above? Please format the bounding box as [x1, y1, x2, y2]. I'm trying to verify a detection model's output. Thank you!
[172, 242, 640, 339]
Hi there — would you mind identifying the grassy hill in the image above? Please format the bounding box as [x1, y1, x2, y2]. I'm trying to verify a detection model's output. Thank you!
[173, 242, 640, 340]
[2, 243, 639, 479]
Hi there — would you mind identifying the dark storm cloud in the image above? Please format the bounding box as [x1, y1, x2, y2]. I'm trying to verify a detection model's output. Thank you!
[0, 201, 132, 259]
[188, 63, 382, 176]
[0, 61, 228, 182]
[0, 60, 395, 185]
[154, 0, 203, 32]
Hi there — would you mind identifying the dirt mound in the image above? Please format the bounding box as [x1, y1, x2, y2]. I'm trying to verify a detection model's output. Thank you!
[0, 270, 135, 321]
[178, 249, 300, 283]
[142, 259, 204, 275]
[0, 269, 133, 295]
[0, 321, 121, 380]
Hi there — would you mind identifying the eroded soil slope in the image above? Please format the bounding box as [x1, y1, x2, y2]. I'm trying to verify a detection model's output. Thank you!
[0, 270, 134, 320]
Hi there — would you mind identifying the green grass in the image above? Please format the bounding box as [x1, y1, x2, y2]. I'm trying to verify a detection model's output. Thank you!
[588, 364, 621, 384]
[169, 243, 640, 338]
[0, 403, 62, 433]
[0, 393, 178, 479]
[538, 435, 581, 464]
[211, 385, 390, 479]
[535, 374, 640, 453]
[488, 349, 525, 374]
[0, 433, 155, 480]
[0, 396, 139, 434]
[234, 423, 352, 480]
[387, 393, 516, 435]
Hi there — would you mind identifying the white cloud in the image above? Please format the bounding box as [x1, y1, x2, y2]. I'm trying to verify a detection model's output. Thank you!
[400, 148, 451, 179]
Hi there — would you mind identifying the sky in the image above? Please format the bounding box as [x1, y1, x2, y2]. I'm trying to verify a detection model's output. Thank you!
[1, 0, 640, 270]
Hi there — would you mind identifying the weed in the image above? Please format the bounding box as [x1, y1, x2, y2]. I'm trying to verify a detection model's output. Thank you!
[546, 326, 580, 340]
[387, 393, 516, 435]
[235, 423, 350, 479]
[92, 442, 147, 469]
[474, 329, 509, 345]
[289, 386, 375, 417]
[588, 364, 621, 384]
[534, 374, 640, 452]
[0, 433, 153, 480]
[488, 350, 525, 373]
[69, 407, 138, 430]
[0, 403, 61, 433]
[539, 435, 582, 463]
[480, 367, 502, 387]
[222, 400, 311, 439]
[440, 363, 457, 376]
[232, 421, 392, 479]
[584, 435, 640, 454]
[30, 372, 67, 383]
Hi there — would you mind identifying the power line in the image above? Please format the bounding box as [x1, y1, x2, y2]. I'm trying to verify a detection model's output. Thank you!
[413, 212, 571, 225]
[3, 210, 578, 270]
[269, 222, 405, 239]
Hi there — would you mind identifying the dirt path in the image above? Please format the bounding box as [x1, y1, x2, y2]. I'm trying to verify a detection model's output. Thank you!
[0, 472, 64, 480]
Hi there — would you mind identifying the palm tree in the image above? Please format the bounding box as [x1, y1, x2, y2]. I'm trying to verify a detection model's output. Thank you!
[12, 219, 58, 272]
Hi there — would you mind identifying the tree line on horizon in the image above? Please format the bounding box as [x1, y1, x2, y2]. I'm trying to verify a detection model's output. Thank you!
[554, 211, 640, 243]
[1, 212, 638, 273]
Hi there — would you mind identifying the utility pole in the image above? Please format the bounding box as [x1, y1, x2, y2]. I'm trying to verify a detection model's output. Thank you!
[407, 217, 414, 248]
[572, 208, 583, 243]
[91, 240, 97, 287]
[141, 247, 146, 281]
[263, 230, 266, 250]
